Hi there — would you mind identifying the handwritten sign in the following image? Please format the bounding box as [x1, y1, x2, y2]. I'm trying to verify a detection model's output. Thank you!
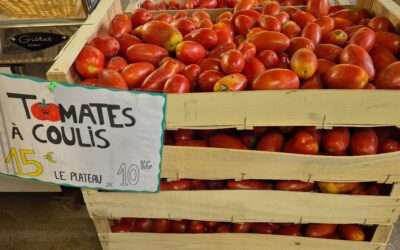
[0, 74, 165, 192]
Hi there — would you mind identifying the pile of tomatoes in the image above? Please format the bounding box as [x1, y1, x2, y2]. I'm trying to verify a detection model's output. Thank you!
[111, 218, 372, 241]
[167, 126, 400, 155]
[74, 0, 400, 92]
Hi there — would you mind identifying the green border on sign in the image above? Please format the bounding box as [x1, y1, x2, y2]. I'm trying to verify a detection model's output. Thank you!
[0, 72, 166, 193]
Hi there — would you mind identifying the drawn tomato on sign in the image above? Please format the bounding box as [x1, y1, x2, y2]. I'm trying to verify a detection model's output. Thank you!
[30, 101, 61, 122]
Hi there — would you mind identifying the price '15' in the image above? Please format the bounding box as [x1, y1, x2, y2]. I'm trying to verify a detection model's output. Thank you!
[4, 148, 44, 177]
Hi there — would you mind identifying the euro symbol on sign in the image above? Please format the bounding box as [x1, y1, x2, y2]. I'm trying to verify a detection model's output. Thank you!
[44, 152, 56, 164]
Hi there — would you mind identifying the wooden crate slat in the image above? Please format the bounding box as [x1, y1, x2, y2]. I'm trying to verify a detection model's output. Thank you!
[162, 146, 400, 183]
[83, 189, 399, 225]
[100, 233, 387, 250]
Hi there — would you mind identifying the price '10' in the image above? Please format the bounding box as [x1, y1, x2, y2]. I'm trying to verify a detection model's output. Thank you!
[4, 147, 44, 177]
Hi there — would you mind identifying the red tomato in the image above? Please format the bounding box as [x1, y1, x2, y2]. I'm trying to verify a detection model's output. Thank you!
[256, 50, 279, 69]
[198, 0, 218, 8]
[216, 224, 232, 233]
[160, 180, 192, 190]
[252, 69, 300, 90]
[199, 58, 221, 72]
[207, 180, 227, 190]
[117, 33, 141, 55]
[315, 43, 343, 63]
[234, 0, 255, 13]
[306, 0, 329, 18]
[368, 16, 394, 32]
[30, 102, 60, 122]
[321, 127, 350, 155]
[174, 129, 194, 141]
[171, 18, 196, 36]
[126, 43, 168, 65]
[242, 57, 266, 83]
[204, 221, 219, 232]
[239, 131, 258, 149]
[131, 8, 152, 28]
[288, 37, 315, 56]
[188, 221, 206, 233]
[317, 59, 335, 76]
[214, 22, 234, 45]
[209, 43, 236, 58]
[338, 225, 365, 241]
[275, 11, 290, 24]
[163, 74, 191, 93]
[134, 219, 153, 232]
[302, 23, 322, 45]
[80, 78, 97, 86]
[190, 180, 208, 190]
[238, 41, 256, 61]
[227, 180, 272, 190]
[232, 223, 252, 233]
[315, 16, 335, 36]
[259, 15, 281, 32]
[350, 128, 378, 155]
[176, 41, 206, 64]
[154, 13, 173, 23]
[349, 27, 376, 51]
[256, 130, 284, 152]
[324, 64, 368, 89]
[221, 49, 245, 74]
[234, 15, 256, 35]
[379, 139, 400, 153]
[175, 140, 208, 147]
[277, 52, 290, 69]
[121, 62, 155, 89]
[375, 61, 400, 89]
[341, 44, 375, 80]
[247, 30, 290, 53]
[263, 1, 280, 16]
[305, 224, 337, 238]
[284, 130, 319, 155]
[282, 21, 301, 38]
[322, 29, 348, 46]
[198, 70, 224, 92]
[98, 70, 128, 90]
[276, 224, 302, 236]
[292, 11, 316, 28]
[75, 45, 105, 78]
[181, 64, 201, 87]
[301, 75, 323, 89]
[369, 45, 397, 74]
[110, 14, 132, 38]
[192, 11, 211, 23]
[333, 17, 354, 30]
[90, 35, 120, 58]
[184, 28, 218, 50]
[214, 73, 248, 91]
[251, 223, 277, 234]
[170, 220, 187, 233]
[106, 56, 127, 72]
[208, 134, 247, 149]
[151, 219, 171, 233]
[111, 223, 131, 232]
[275, 180, 314, 192]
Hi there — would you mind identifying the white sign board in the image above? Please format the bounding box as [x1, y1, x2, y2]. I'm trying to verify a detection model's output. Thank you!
[0, 74, 165, 192]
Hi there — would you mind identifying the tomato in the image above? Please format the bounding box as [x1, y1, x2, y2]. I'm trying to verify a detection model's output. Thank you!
[340, 44, 375, 80]
[330, 9, 360, 24]
[368, 16, 394, 32]
[164, 74, 191, 93]
[238, 42, 256, 61]
[181, 64, 201, 87]
[192, 11, 211, 23]
[276, 11, 290, 24]
[80, 78, 97, 86]
[199, 58, 221, 72]
[221, 50, 245, 74]
[75, 45, 105, 78]
[322, 29, 348, 46]
[176, 41, 206, 64]
[239, 131, 258, 149]
[232, 223, 252, 233]
[379, 139, 400, 153]
[151, 219, 171, 233]
[189, 180, 207, 190]
[174, 129, 194, 142]
[375, 61, 400, 89]
[141, 60, 181, 91]
[234, 0, 255, 12]
[188, 221, 206, 233]
[199, 19, 214, 29]
[350, 128, 378, 155]
[256, 130, 284, 152]
[256, 50, 279, 69]
[214, 73, 248, 91]
[259, 15, 281, 32]
[263, 1, 280, 15]
[171, 18, 196, 36]
[349, 27, 376, 51]
[121, 62, 155, 89]
[301, 75, 322, 89]
[111, 223, 131, 232]
[216, 224, 232, 233]
[251, 223, 276, 234]
[315, 43, 342, 63]
[284, 130, 319, 155]
[287, 37, 315, 56]
[318, 182, 360, 194]
[277, 52, 290, 69]
[315, 16, 335, 36]
[159, 57, 185, 73]
[375, 31, 400, 55]
[184, 28, 218, 50]
[242, 57, 266, 83]
[275, 180, 314, 192]
[126, 43, 168, 65]
[281, 21, 301, 38]
[338, 225, 365, 241]
[207, 180, 226, 190]
[252, 69, 300, 90]
[198, 0, 217, 8]
[203, 221, 219, 232]
[369, 45, 397, 74]
[292, 11, 316, 28]
[324, 64, 368, 89]
[305, 224, 337, 238]
[98, 70, 128, 90]
[154, 13, 173, 23]
[117, 33, 141, 55]
[198, 70, 224, 92]
[333, 17, 354, 30]
[317, 58, 335, 76]
[90, 35, 120, 58]
[176, 140, 208, 147]
[140, 21, 182, 52]
[106, 56, 127, 72]
[321, 127, 350, 155]
[110, 14, 132, 38]
[134, 219, 153, 232]
[302, 23, 322, 45]
[307, 0, 329, 18]
[227, 180, 272, 190]
[170, 220, 187, 233]
[217, 11, 233, 22]
[131, 8, 152, 28]
[209, 43, 236, 58]
[208, 134, 247, 149]
[290, 48, 318, 79]
[160, 179, 192, 190]
[247, 30, 290, 53]
[234, 14, 256, 35]
[276, 224, 302, 236]
[31, 101, 60, 122]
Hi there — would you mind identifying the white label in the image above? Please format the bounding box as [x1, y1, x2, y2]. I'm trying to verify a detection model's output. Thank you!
[0, 74, 165, 192]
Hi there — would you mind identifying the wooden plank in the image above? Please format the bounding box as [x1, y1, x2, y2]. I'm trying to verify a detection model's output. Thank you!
[162, 146, 400, 183]
[357, 0, 400, 31]
[372, 225, 394, 244]
[100, 233, 387, 250]
[0, 175, 61, 192]
[166, 90, 400, 129]
[84, 190, 399, 225]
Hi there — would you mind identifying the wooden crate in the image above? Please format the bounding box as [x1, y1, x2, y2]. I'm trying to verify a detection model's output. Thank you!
[47, 0, 400, 130]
